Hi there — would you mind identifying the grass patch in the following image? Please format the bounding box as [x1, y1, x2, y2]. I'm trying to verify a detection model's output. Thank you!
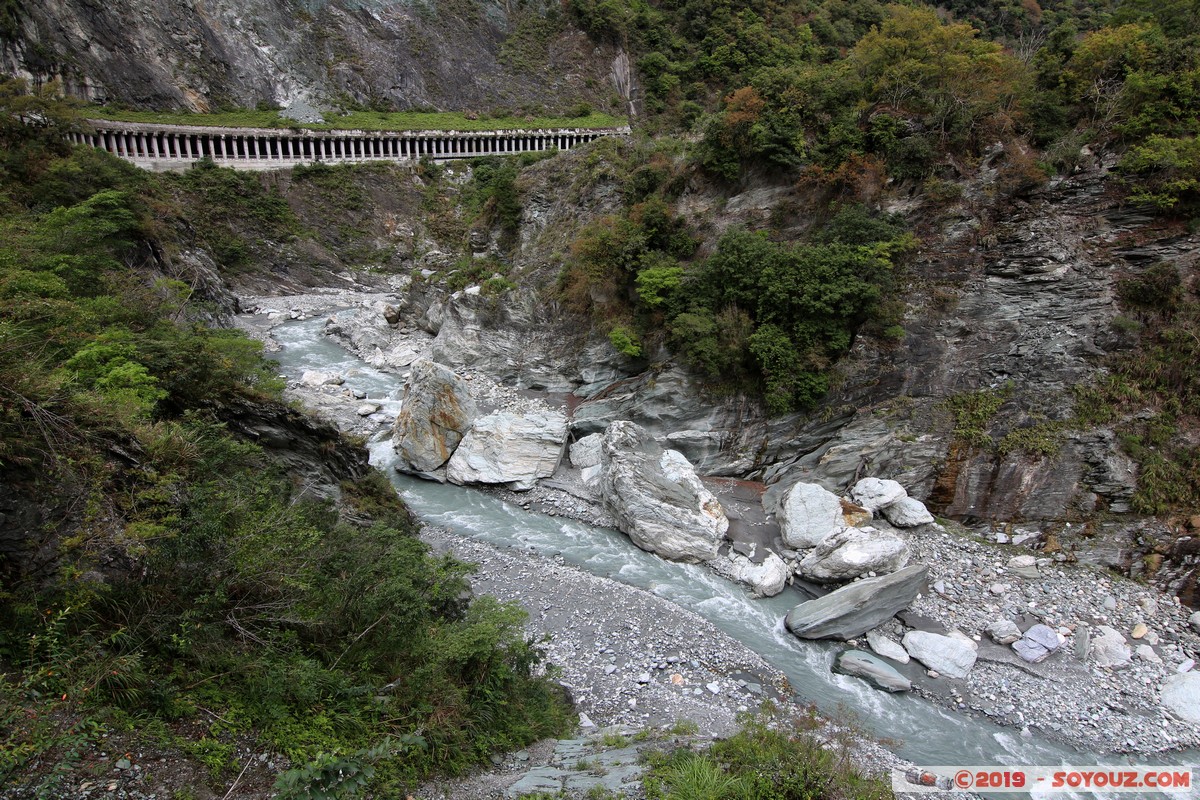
[83, 107, 628, 132]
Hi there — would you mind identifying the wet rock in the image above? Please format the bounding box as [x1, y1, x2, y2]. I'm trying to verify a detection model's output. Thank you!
[834, 649, 912, 693]
[784, 564, 928, 641]
[865, 630, 910, 664]
[1161, 673, 1200, 724]
[598, 421, 728, 562]
[776, 482, 848, 549]
[392, 359, 477, 476]
[881, 496, 934, 527]
[849, 478, 907, 513]
[446, 410, 568, 491]
[902, 631, 978, 679]
[1088, 625, 1133, 669]
[711, 551, 789, 598]
[796, 526, 910, 583]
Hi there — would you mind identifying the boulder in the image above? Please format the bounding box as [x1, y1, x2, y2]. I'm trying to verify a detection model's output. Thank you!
[849, 477, 907, 513]
[1011, 624, 1060, 664]
[784, 564, 928, 641]
[796, 527, 910, 583]
[985, 618, 1023, 645]
[383, 304, 402, 325]
[712, 551, 789, 598]
[1161, 673, 1200, 724]
[445, 410, 568, 491]
[599, 421, 728, 562]
[777, 482, 848, 549]
[1088, 625, 1132, 668]
[1007, 554, 1040, 579]
[1189, 611, 1200, 635]
[881, 496, 934, 527]
[865, 630, 910, 664]
[392, 359, 476, 475]
[834, 650, 912, 693]
[902, 631, 978, 678]
[569, 433, 604, 469]
[300, 369, 344, 387]
[1138, 645, 1162, 664]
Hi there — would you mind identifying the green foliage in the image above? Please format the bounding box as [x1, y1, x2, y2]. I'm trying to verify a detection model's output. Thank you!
[672, 219, 904, 412]
[0, 89, 572, 795]
[608, 324, 643, 357]
[944, 386, 1011, 448]
[275, 742, 391, 799]
[1117, 136, 1200, 210]
[644, 709, 892, 800]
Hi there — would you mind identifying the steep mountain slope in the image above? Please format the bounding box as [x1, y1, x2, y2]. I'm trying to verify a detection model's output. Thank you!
[1, 0, 623, 115]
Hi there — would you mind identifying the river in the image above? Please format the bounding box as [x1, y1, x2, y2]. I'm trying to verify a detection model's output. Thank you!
[267, 312, 1198, 799]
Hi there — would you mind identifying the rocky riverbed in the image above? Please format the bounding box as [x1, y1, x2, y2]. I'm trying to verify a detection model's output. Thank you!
[236, 290, 1200, 767]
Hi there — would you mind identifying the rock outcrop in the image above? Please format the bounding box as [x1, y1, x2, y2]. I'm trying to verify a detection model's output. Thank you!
[392, 359, 476, 476]
[796, 526, 910, 583]
[446, 410, 568, 491]
[598, 421, 729, 562]
[784, 564, 928, 640]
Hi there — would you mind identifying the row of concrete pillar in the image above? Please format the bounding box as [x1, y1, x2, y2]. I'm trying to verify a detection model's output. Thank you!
[69, 125, 612, 165]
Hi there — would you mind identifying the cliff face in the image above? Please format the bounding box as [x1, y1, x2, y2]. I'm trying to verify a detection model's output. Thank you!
[2, 0, 620, 114]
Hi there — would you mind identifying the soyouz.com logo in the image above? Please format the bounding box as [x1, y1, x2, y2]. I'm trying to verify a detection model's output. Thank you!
[892, 766, 1195, 794]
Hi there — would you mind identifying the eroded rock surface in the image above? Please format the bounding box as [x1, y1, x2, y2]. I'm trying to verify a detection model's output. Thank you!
[599, 421, 729, 562]
[446, 410, 568, 491]
[392, 359, 476, 476]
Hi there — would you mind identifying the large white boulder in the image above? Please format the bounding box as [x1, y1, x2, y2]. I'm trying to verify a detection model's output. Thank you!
[777, 482, 858, 549]
[392, 359, 476, 475]
[881, 496, 934, 527]
[1088, 625, 1132, 668]
[1161, 673, 1200, 724]
[712, 551, 789, 598]
[850, 477, 907, 513]
[599, 421, 728, 562]
[902, 630, 978, 678]
[445, 410, 568, 491]
[569, 433, 604, 469]
[796, 527, 910, 583]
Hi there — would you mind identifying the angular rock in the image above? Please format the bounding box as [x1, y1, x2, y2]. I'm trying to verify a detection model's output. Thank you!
[356, 402, 380, 416]
[1161, 673, 1200, 724]
[865, 630, 910, 664]
[902, 631, 978, 678]
[383, 304, 402, 325]
[985, 618, 1023, 645]
[1131, 623, 1148, 639]
[446, 410, 568, 491]
[797, 526, 910, 583]
[392, 359, 476, 475]
[881, 496, 934, 527]
[1138, 644, 1162, 664]
[1012, 623, 1060, 662]
[777, 482, 847, 549]
[834, 650, 912, 692]
[599, 421, 728, 562]
[1088, 625, 1132, 668]
[785, 564, 928, 641]
[569, 433, 604, 470]
[1190, 611, 1200, 635]
[712, 551, 789, 598]
[849, 477, 907, 513]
